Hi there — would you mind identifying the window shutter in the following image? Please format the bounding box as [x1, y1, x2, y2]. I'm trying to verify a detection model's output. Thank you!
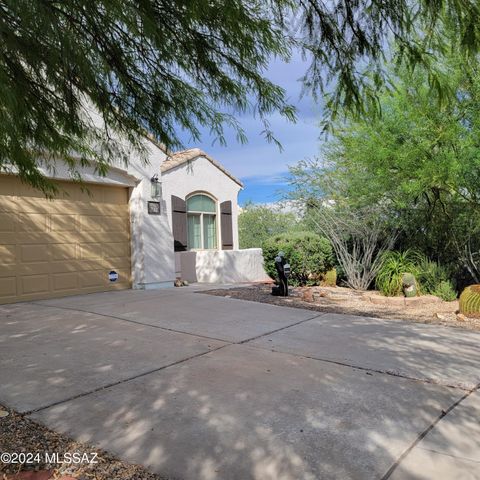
[172, 196, 187, 251]
[220, 200, 233, 250]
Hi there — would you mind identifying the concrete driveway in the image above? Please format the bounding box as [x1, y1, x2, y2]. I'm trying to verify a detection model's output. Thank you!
[1, 287, 479, 479]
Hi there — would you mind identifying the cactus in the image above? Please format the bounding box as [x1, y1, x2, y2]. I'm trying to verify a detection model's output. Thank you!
[402, 273, 417, 297]
[321, 268, 337, 287]
[459, 285, 480, 318]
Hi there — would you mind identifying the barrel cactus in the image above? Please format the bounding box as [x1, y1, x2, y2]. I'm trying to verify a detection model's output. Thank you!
[320, 268, 337, 287]
[401, 273, 417, 297]
[459, 285, 480, 318]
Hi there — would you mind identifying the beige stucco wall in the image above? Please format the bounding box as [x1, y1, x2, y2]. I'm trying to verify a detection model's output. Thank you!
[161, 156, 242, 250]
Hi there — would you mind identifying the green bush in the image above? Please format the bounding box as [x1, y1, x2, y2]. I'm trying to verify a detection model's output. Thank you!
[375, 250, 423, 296]
[417, 258, 450, 294]
[376, 250, 457, 299]
[262, 232, 334, 286]
[432, 280, 457, 302]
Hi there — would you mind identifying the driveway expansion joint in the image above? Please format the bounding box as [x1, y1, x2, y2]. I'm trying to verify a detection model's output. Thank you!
[237, 312, 327, 344]
[23, 344, 229, 416]
[381, 383, 480, 479]
[416, 447, 480, 464]
[29, 302, 230, 344]
[21, 305, 327, 416]
[246, 344, 476, 392]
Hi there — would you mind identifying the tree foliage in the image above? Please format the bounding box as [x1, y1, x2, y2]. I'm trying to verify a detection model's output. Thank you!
[2, 1, 480, 192]
[0, 0, 294, 193]
[296, 0, 480, 126]
[238, 203, 298, 249]
[289, 50, 480, 286]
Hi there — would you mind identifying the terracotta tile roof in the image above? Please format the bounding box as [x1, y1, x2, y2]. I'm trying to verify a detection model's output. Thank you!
[161, 148, 244, 187]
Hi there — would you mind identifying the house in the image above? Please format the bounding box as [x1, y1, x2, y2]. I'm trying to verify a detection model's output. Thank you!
[160, 148, 268, 284]
[161, 148, 243, 252]
[0, 136, 268, 305]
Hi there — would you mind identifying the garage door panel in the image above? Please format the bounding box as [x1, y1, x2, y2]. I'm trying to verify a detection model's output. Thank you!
[0, 244, 16, 264]
[106, 243, 130, 258]
[48, 258, 130, 273]
[0, 175, 131, 303]
[79, 243, 103, 260]
[52, 272, 78, 291]
[0, 213, 15, 230]
[0, 277, 16, 298]
[102, 215, 129, 232]
[0, 264, 18, 277]
[20, 244, 50, 263]
[20, 274, 50, 295]
[50, 243, 77, 261]
[17, 213, 48, 232]
[51, 214, 76, 231]
[15, 263, 52, 276]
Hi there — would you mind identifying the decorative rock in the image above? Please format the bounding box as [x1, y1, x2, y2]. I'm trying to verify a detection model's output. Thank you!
[182, 280, 189, 286]
[301, 289, 314, 303]
[368, 295, 405, 306]
[456, 313, 467, 322]
[0, 409, 9, 417]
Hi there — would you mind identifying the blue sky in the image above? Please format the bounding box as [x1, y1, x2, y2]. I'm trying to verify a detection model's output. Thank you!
[176, 52, 322, 205]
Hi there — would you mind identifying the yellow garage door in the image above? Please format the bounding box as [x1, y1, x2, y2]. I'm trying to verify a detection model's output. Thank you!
[0, 175, 131, 304]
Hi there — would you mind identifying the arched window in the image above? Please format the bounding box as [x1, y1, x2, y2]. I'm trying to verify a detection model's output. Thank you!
[186, 194, 217, 250]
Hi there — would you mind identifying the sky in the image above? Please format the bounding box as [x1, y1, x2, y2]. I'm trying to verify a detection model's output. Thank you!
[176, 52, 322, 206]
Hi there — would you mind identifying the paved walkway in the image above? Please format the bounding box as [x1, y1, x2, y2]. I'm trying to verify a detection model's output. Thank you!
[1, 287, 479, 479]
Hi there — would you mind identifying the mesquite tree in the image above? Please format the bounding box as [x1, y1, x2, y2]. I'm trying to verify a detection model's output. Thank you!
[1, 0, 480, 193]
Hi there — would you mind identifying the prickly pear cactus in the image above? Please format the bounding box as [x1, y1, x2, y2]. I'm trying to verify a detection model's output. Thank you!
[459, 285, 480, 318]
[402, 273, 417, 298]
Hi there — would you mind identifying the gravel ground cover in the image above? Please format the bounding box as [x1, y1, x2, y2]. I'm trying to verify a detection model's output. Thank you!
[203, 283, 480, 331]
[0, 406, 168, 480]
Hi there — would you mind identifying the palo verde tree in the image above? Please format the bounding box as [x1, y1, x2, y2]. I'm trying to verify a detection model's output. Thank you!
[290, 48, 480, 285]
[1, 0, 480, 193]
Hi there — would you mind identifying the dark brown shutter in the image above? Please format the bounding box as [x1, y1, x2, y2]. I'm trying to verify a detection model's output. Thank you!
[172, 195, 187, 251]
[220, 200, 233, 250]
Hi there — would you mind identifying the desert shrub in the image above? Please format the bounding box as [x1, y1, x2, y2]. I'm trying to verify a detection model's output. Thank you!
[302, 204, 397, 290]
[417, 258, 450, 294]
[417, 258, 457, 299]
[262, 231, 334, 286]
[375, 250, 423, 296]
[432, 280, 457, 302]
[376, 250, 457, 299]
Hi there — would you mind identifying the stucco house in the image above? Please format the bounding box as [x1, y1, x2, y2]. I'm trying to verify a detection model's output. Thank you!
[0, 132, 268, 305]
[161, 148, 268, 284]
[161, 148, 243, 251]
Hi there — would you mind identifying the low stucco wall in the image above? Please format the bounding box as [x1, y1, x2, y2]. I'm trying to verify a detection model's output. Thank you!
[175, 248, 271, 284]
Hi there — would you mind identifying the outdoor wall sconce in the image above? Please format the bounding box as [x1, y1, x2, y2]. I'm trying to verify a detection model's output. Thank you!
[150, 174, 162, 199]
